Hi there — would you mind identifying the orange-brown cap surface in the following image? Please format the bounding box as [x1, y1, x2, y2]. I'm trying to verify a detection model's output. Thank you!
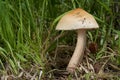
[56, 8, 99, 30]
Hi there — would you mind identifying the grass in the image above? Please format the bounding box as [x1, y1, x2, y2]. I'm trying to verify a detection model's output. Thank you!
[0, 0, 120, 79]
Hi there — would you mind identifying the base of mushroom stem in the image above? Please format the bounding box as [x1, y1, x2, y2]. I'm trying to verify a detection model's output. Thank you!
[66, 67, 76, 73]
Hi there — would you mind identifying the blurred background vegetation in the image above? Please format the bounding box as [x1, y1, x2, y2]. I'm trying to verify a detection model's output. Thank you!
[0, 0, 119, 79]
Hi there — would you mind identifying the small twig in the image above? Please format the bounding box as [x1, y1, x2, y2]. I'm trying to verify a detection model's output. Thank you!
[98, 58, 110, 75]
[38, 70, 43, 80]
[18, 72, 24, 78]
[109, 63, 120, 71]
[31, 71, 38, 80]
[80, 64, 89, 73]
[74, 71, 79, 80]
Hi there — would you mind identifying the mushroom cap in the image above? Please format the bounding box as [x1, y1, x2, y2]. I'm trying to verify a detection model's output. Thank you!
[56, 8, 99, 30]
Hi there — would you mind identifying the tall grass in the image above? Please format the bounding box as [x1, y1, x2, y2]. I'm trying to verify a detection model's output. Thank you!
[0, 0, 119, 79]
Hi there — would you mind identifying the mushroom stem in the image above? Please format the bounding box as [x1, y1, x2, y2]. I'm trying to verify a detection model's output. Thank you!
[66, 29, 86, 73]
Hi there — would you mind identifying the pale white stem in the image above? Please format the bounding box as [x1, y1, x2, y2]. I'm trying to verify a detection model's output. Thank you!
[66, 29, 86, 73]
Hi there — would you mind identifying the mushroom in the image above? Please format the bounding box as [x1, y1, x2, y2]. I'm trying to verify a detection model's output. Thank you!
[56, 8, 99, 73]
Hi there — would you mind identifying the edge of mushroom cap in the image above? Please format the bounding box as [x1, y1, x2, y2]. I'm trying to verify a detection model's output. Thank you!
[56, 8, 99, 30]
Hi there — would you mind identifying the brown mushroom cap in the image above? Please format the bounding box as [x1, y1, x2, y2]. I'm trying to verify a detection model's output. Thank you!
[56, 8, 99, 30]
